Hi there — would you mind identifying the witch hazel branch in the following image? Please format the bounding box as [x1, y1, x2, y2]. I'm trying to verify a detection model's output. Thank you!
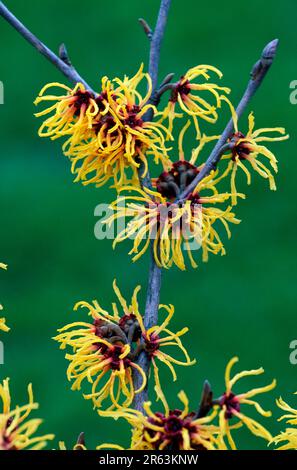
[0, 0, 295, 451]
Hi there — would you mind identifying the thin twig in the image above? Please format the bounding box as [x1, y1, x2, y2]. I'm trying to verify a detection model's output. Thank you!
[160, 72, 175, 87]
[177, 38, 279, 201]
[157, 81, 175, 97]
[139, 18, 153, 40]
[75, 432, 86, 450]
[145, 74, 176, 110]
[195, 380, 213, 419]
[154, 73, 176, 103]
[133, 0, 172, 412]
[0, 1, 95, 93]
[59, 43, 72, 66]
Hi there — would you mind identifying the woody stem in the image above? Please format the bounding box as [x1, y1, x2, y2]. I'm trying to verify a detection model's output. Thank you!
[132, 0, 172, 412]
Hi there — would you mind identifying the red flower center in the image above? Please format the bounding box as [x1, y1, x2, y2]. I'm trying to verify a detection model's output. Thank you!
[124, 105, 143, 128]
[95, 91, 108, 111]
[171, 79, 191, 103]
[1, 417, 17, 450]
[164, 416, 183, 433]
[219, 392, 241, 419]
[73, 90, 94, 115]
[93, 115, 117, 137]
[98, 343, 130, 371]
[145, 409, 202, 450]
[229, 132, 251, 161]
[156, 161, 199, 200]
[144, 332, 160, 356]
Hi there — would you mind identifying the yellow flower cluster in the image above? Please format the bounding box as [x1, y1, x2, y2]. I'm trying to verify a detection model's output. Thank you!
[35, 63, 288, 271]
[95, 357, 276, 450]
[106, 123, 242, 270]
[55, 281, 194, 411]
[98, 391, 224, 450]
[35, 66, 171, 189]
[107, 112, 288, 269]
[33, 60, 290, 453]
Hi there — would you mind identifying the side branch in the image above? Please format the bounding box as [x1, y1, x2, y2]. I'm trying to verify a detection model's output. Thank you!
[139, 18, 153, 40]
[0, 1, 94, 93]
[177, 38, 279, 201]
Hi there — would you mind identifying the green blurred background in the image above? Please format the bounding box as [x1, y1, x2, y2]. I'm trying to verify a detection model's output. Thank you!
[0, 0, 296, 450]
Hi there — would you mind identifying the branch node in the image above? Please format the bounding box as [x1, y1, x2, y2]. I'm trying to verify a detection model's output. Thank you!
[139, 18, 153, 40]
[59, 43, 72, 66]
[196, 380, 213, 419]
[148, 90, 160, 107]
[160, 72, 175, 87]
[251, 38, 279, 80]
[261, 38, 279, 64]
[155, 81, 176, 103]
[75, 432, 86, 450]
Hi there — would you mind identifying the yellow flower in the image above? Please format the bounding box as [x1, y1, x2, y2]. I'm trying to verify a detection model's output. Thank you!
[34, 82, 100, 140]
[107, 179, 240, 271]
[106, 121, 242, 270]
[271, 394, 297, 450]
[0, 378, 54, 450]
[214, 357, 276, 449]
[55, 336, 145, 412]
[54, 282, 147, 411]
[220, 112, 289, 204]
[55, 281, 194, 410]
[272, 429, 297, 450]
[160, 65, 231, 137]
[35, 66, 171, 189]
[99, 391, 223, 450]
